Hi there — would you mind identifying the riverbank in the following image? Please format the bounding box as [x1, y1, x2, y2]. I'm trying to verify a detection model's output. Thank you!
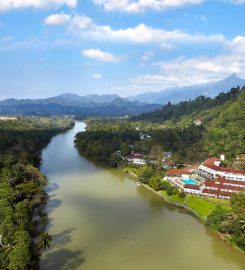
[0, 117, 75, 269]
[125, 169, 244, 254]
[127, 171, 220, 222]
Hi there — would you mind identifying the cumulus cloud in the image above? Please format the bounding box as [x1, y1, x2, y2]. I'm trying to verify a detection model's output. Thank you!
[45, 13, 225, 47]
[93, 0, 204, 13]
[81, 48, 121, 62]
[93, 73, 102, 79]
[127, 35, 245, 92]
[0, 0, 77, 12]
[44, 13, 71, 25]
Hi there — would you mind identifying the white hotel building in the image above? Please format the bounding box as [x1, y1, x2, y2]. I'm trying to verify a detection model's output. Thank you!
[198, 157, 245, 182]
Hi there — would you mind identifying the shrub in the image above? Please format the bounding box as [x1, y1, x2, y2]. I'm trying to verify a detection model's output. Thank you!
[178, 191, 186, 199]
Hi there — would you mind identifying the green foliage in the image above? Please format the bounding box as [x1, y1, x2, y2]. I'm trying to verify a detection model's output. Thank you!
[132, 87, 241, 123]
[149, 176, 162, 191]
[110, 153, 123, 168]
[178, 191, 186, 199]
[206, 193, 245, 251]
[166, 185, 178, 196]
[0, 117, 73, 269]
[37, 232, 52, 250]
[206, 205, 230, 230]
[138, 166, 155, 184]
[75, 130, 139, 162]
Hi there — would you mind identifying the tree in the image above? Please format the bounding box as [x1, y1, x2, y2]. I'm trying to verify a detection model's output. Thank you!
[178, 191, 186, 199]
[110, 153, 123, 168]
[206, 205, 229, 231]
[37, 232, 52, 250]
[230, 192, 245, 219]
[138, 166, 155, 184]
[8, 244, 30, 270]
[120, 142, 129, 156]
[149, 176, 162, 191]
[8, 230, 31, 270]
[166, 185, 175, 196]
[149, 145, 163, 172]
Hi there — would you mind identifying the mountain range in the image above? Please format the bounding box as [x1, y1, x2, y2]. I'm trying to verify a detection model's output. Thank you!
[127, 74, 245, 104]
[0, 94, 160, 117]
[0, 74, 244, 117]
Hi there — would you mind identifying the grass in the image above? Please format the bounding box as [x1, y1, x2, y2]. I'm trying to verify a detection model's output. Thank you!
[124, 165, 231, 221]
[161, 191, 231, 221]
[185, 196, 218, 220]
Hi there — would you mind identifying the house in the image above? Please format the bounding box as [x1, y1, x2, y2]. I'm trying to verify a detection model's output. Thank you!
[194, 119, 202, 126]
[162, 159, 175, 170]
[166, 168, 193, 178]
[236, 154, 245, 164]
[127, 152, 146, 165]
[198, 157, 245, 181]
[140, 133, 152, 140]
[163, 151, 172, 158]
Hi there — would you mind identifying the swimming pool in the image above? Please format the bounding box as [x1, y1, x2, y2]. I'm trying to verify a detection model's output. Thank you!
[182, 179, 198, 185]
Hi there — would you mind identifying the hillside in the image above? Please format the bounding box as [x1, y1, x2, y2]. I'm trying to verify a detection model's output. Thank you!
[77, 86, 245, 163]
[134, 86, 245, 160]
[128, 74, 245, 104]
[132, 87, 242, 123]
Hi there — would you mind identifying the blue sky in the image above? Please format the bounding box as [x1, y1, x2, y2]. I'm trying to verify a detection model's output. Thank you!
[0, 0, 245, 99]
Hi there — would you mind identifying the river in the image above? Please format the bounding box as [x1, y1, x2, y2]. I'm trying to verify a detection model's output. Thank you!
[40, 121, 245, 270]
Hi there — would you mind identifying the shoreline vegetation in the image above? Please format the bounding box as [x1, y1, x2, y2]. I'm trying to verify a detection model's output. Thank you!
[123, 168, 244, 254]
[0, 117, 74, 270]
[140, 180, 245, 255]
[75, 87, 245, 253]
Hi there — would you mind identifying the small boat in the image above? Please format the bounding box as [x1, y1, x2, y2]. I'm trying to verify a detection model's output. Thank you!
[136, 182, 141, 186]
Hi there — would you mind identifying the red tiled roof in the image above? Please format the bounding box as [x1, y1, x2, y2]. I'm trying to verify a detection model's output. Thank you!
[216, 177, 245, 186]
[203, 179, 245, 193]
[184, 184, 200, 190]
[203, 158, 245, 175]
[166, 168, 192, 176]
[202, 189, 231, 197]
[203, 181, 220, 189]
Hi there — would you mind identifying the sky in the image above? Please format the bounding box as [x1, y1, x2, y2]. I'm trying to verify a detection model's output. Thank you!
[0, 0, 245, 100]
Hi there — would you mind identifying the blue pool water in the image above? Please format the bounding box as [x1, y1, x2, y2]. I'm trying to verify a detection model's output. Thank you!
[182, 179, 198, 185]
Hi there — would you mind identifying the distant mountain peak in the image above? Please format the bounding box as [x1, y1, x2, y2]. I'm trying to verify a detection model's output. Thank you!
[128, 74, 245, 104]
[57, 93, 82, 99]
[222, 73, 241, 82]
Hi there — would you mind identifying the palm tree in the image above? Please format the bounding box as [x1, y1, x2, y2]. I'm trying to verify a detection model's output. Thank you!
[37, 232, 52, 250]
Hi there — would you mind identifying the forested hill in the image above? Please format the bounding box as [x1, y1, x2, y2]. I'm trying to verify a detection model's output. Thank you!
[0, 117, 74, 270]
[132, 87, 243, 123]
[78, 86, 244, 163]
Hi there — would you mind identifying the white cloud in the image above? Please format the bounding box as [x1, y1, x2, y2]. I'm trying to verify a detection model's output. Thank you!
[45, 13, 225, 48]
[119, 35, 245, 94]
[44, 13, 71, 25]
[141, 50, 155, 61]
[93, 0, 204, 13]
[81, 48, 121, 62]
[93, 73, 102, 79]
[0, 0, 77, 12]
[225, 0, 245, 4]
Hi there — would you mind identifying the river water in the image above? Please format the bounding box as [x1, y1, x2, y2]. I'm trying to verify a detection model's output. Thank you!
[40, 122, 245, 270]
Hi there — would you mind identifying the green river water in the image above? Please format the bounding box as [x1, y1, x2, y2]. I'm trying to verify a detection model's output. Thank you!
[40, 122, 245, 270]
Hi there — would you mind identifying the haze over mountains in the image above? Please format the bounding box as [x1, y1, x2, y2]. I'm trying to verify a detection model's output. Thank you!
[0, 74, 244, 117]
[128, 74, 245, 104]
[0, 94, 160, 117]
